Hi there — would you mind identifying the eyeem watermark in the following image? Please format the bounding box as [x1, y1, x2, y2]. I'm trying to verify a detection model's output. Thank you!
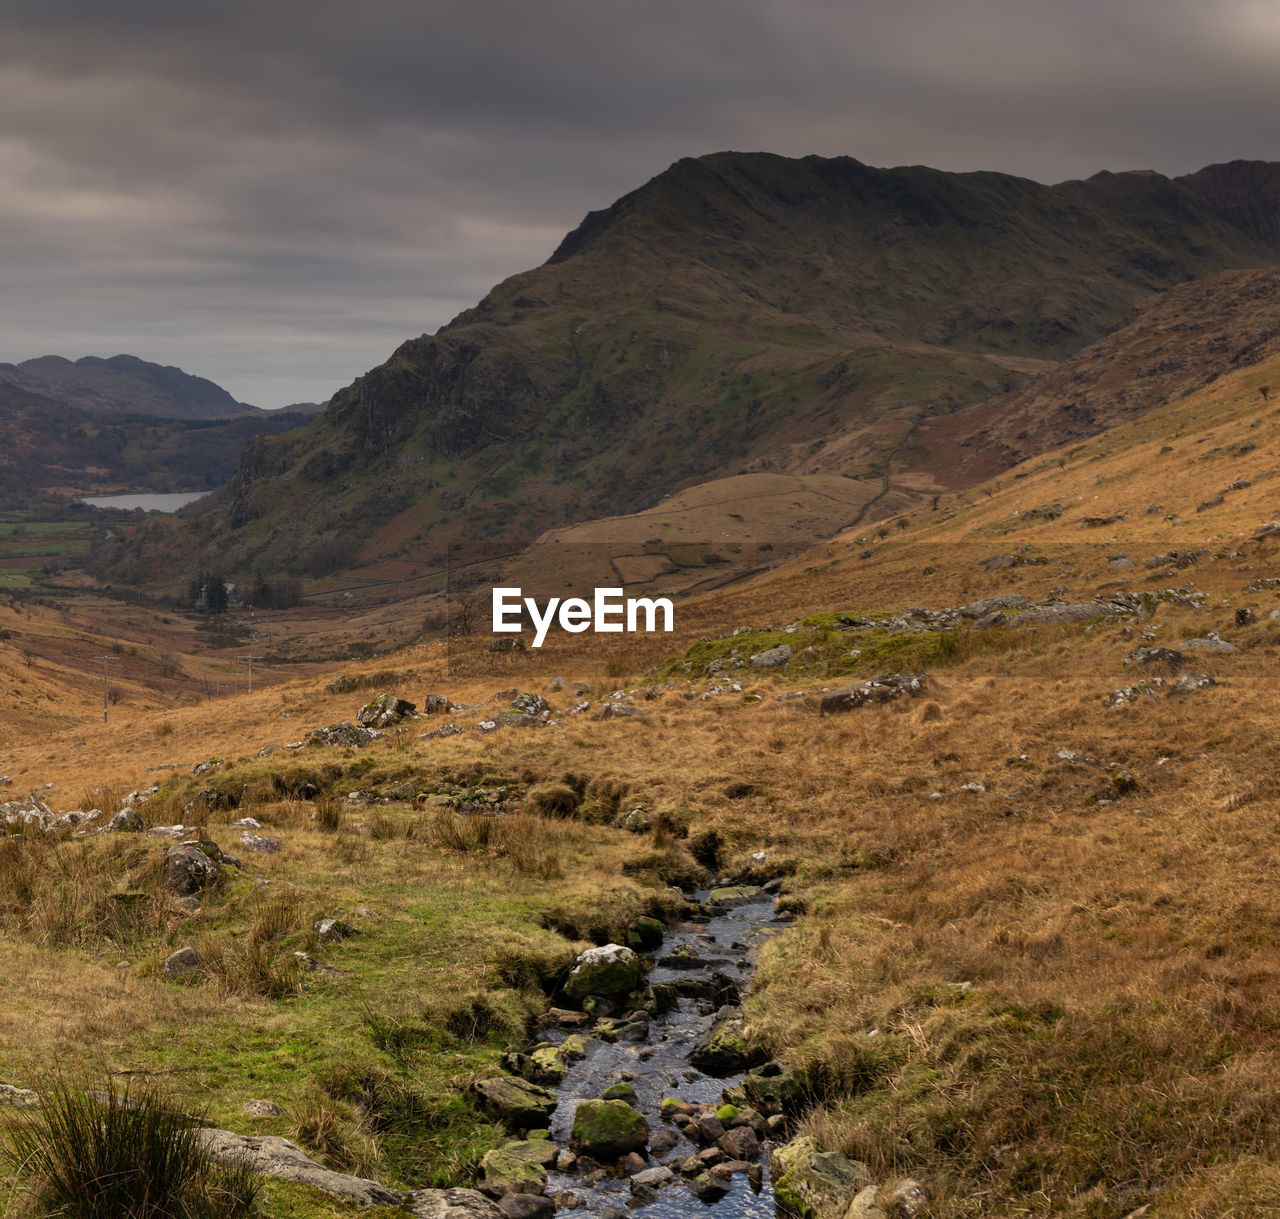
[492, 587, 674, 648]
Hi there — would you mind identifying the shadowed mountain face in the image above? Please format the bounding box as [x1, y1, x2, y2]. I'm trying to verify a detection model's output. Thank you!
[0, 354, 258, 420]
[105, 152, 1280, 585]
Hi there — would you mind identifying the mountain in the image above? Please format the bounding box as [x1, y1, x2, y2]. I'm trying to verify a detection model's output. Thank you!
[0, 380, 313, 505]
[105, 153, 1280, 586]
[0, 353, 258, 420]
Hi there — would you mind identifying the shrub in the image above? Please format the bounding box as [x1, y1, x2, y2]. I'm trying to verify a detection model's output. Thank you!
[0, 1076, 260, 1218]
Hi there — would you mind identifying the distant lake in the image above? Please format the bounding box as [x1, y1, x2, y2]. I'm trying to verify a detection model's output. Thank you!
[77, 490, 214, 513]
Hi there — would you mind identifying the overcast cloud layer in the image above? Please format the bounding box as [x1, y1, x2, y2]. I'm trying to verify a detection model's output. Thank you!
[2, 0, 1278, 407]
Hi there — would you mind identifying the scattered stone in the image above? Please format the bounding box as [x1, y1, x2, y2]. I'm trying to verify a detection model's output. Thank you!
[1125, 647, 1187, 670]
[240, 832, 283, 854]
[1169, 672, 1217, 697]
[1106, 682, 1161, 708]
[305, 722, 386, 748]
[104, 809, 144, 832]
[314, 918, 354, 941]
[423, 722, 465, 739]
[293, 952, 341, 975]
[496, 1196, 553, 1219]
[569, 1099, 650, 1158]
[163, 946, 203, 978]
[592, 702, 647, 720]
[820, 673, 926, 716]
[1183, 636, 1237, 654]
[423, 694, 456, 714]
[357, 693, 417, 729]
[489, 638, 526, 652]
[718, 1125, 761, 1161]
[161, 843, 221, 896]
[649, 1128, 679, 1156]
[750, 644, 793, 669]
[0, 1083, 40, 1109]
[241, 1100, 283, 1117]
[687, 1172, 731, 1202]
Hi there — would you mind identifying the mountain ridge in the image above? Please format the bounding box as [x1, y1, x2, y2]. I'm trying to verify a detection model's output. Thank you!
[101, 151, 1280, 588]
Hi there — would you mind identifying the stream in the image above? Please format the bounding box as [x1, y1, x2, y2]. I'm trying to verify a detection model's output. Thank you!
[539, 889, 788, 1217]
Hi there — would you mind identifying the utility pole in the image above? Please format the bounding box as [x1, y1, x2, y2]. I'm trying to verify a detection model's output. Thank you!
[92, 655, 116, 725]
[238, 654, 263, 694]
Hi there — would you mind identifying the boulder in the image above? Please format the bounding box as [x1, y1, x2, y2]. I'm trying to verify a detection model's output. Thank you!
[1181, 637, 1237, 654]
[196, 1128, 403, 1208]
[105, 809, 144, 832]
[358, 693, 417, 728]
[240, 1100, 283, 1117]
[771, 1137, 873, 1219]
[688, 1013, 757, 1076]
[161, 843, 221, 896]
[569, 1099, 650, 1158]
[742, 1061, 804, 1115]
[717, 1124, 760, 1161]
[496, 1196, 553, 1219]
[511, 692, 551, 715]
[707, 884, 768, 908]
[305, 722, 385, 748]
[409, 1188, 505, 1218]
[564, 944, 642, 999]
[751, 644, 793, 669]
[1169, 672, 1217, 697]
[820, 673, 926, 717]
[688, 1172, 731, 1202]
[478, 1147, 548, 1199]
[240, 832, 283, 854]
[423, 694, 455, 714]
[163, 946, 203, 978]
[1125, 646, 1187, 669]
[471, 1076, 558, 1129]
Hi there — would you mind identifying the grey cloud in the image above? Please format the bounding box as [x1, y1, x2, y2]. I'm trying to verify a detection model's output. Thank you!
[0, 1, 1276, 405]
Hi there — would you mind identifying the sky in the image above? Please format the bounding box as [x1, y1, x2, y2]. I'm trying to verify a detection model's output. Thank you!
[2, 1, 1278, 408]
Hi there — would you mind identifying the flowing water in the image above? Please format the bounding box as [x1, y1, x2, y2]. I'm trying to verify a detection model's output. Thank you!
[540, 891, 788, 1216]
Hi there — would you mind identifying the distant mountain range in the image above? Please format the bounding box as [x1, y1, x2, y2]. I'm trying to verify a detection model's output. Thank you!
[0, 353, 260, 421]
[0, 355, 321, 505]
[96, 153, 1280, 587]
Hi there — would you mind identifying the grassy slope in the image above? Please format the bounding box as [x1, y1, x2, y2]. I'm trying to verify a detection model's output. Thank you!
[5, 348, 1280, 1214]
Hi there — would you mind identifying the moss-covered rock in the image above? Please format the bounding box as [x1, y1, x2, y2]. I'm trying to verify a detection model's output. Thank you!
[478, 1146, 548, 1199]
[742, 1060, 803, 1115]
[527, 1045, 568, 1084]
[471, 1075, 558, 1130]
[569, 1098, 650, 1158]
[564, 943, 642, 999]
[688, 1013, 759, 1075]
[602, 1081, 637, 1104]
[707, 884, 768, 908]
[627, 916, 665, 950]
[771, 1136, 871, 1218]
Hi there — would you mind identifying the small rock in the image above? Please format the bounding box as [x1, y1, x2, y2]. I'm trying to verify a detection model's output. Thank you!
[750, 644, 793, 669]
[240, 832, 283, 854]
[163, 946, 203, 978]
[687, 1172, 731, 1202]
[496, 1195, 553, 1219]
[314, 918, 354, 941]
[241, 1100, 283, 1117]
[1169, 672, 1217, 697]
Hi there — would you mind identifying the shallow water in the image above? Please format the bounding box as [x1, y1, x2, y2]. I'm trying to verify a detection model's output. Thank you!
[542, 894, 786, 1216]
[76, 490, 213, 512]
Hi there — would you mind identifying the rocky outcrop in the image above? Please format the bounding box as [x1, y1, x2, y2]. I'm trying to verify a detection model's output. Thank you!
[820, 673, 927, 717]
[196, 1129, 403, 1208]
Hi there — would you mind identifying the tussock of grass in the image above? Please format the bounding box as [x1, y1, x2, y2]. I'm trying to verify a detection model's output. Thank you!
[1, 1075, 260, 1218]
